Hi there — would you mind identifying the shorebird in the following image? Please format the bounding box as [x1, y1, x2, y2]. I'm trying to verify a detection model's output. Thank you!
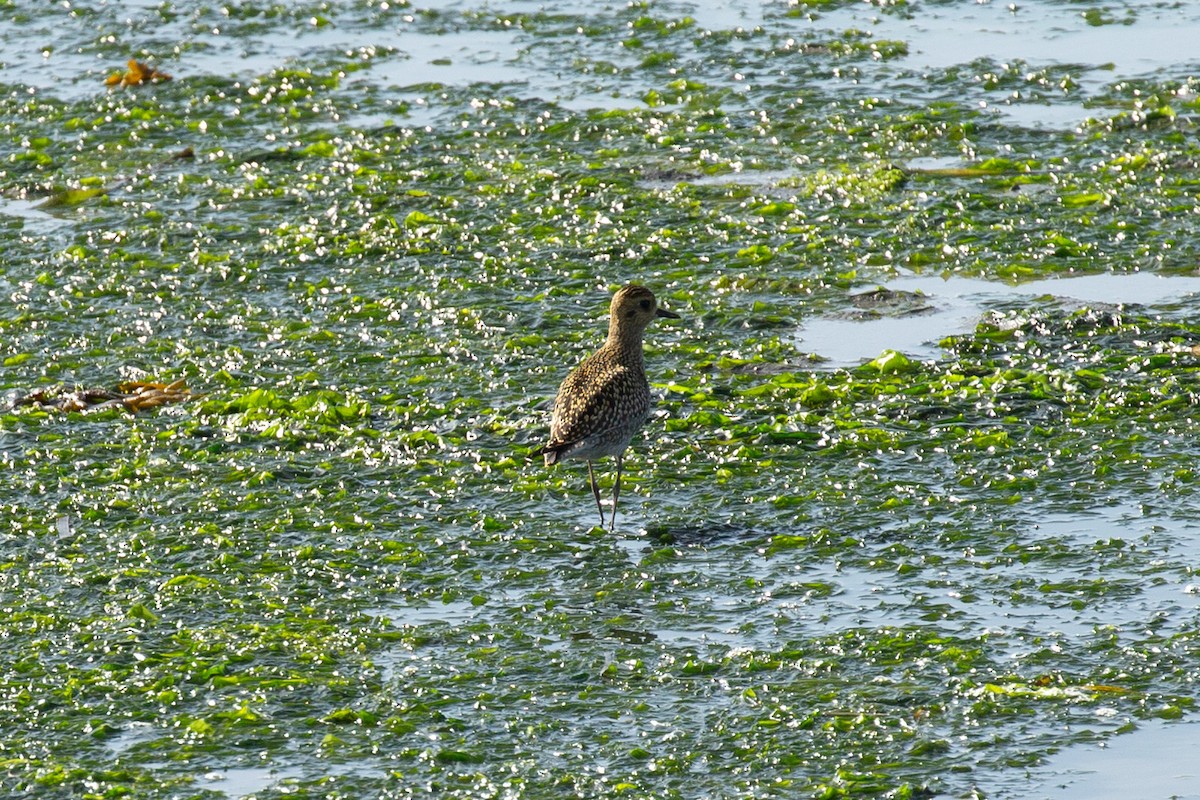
[540, 284, 679, 529]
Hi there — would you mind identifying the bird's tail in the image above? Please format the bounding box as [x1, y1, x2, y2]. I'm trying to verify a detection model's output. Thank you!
[537, 443, 564, 466]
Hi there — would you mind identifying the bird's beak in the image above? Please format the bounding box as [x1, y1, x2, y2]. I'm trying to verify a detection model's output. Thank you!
[656, 307, 680, 320]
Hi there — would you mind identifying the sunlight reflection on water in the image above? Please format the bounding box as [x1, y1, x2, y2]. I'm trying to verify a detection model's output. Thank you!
[799, 271, 1200, 366]
[5, 1, 1200, 796]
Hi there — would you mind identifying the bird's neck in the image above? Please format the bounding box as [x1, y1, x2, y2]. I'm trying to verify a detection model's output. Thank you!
[604, 325, 646, 364]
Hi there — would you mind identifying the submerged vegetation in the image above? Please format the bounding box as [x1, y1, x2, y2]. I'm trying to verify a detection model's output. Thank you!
[3, 0, 1200, 797]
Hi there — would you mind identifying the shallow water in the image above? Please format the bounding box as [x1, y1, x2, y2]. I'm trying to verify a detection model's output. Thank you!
[1033, 719, 1200, 800]
[800, 271, 1200, 365]
[4, 0, 1200, 798]
[194, 765, 308, 798]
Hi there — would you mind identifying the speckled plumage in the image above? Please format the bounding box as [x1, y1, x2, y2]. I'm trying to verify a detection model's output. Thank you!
[541, 284, 679, 528]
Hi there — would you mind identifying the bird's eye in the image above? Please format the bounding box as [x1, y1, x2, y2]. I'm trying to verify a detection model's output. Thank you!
[639, 299, 652, 311]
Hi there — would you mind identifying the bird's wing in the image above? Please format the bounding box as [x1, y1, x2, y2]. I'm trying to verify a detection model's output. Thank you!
[545, 363, 647, 453]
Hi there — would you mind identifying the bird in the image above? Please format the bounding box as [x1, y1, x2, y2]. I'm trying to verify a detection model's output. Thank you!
[540, 284, 679, 529]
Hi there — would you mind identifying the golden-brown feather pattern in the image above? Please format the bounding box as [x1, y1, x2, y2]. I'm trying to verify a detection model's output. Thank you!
[539, 284, 679, 528]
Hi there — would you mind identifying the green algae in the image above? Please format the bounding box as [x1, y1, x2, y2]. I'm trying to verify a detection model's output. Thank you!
[3, 0, 1200, 798]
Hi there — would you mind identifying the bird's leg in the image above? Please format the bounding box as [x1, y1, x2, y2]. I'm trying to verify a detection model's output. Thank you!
[587, 460, 604, 527]
[610, 454, 623, 531]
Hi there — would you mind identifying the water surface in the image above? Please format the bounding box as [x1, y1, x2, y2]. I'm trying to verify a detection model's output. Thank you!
[3, 1, 1200, 798]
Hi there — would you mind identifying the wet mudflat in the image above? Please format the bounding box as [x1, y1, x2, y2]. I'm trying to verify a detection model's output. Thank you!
[3, 1, 1200, 797]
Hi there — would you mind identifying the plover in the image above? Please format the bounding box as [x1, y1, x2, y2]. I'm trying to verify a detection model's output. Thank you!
[540, 284, 679, 529]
